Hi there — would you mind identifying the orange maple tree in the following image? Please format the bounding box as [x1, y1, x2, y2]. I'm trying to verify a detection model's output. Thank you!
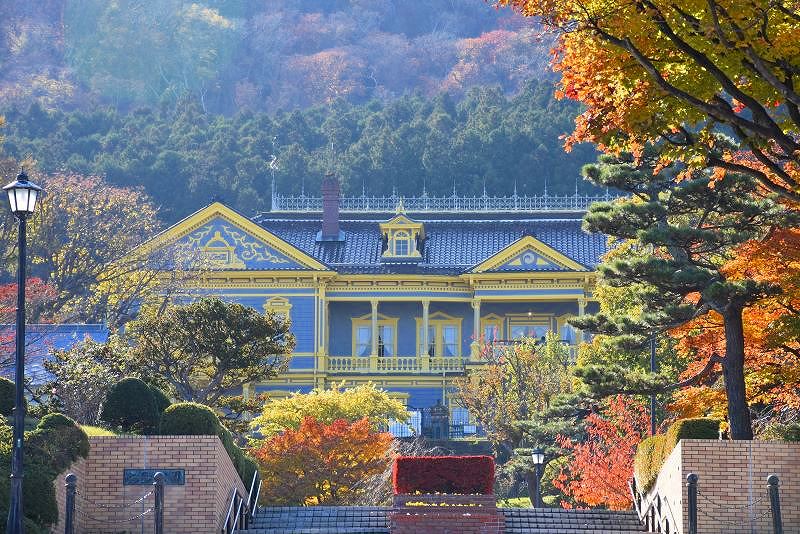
[253, 416, 393, 506]
[553, 396, 650, 510]
[671, 227, 800, 422]
[497, 0, 800, 201]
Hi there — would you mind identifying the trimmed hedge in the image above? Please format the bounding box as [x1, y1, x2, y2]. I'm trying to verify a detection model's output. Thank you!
[159, 402, 221, 435]
[0, 414, 89, 532]
[0, 377, 14, 416]
[392, 456, 495, 495]
[149, 384, 172, 414]
[634, 418, 720, 492]
[99, 377, 160, 434]
[159, 402, 257, 486]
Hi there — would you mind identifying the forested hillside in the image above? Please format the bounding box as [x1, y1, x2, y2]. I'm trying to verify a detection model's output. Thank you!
[1, 0, 550, 113]
[0, 1, 596, 224]
[1, 83, 597, 223]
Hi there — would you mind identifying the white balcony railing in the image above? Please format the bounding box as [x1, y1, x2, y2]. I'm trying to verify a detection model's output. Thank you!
[325, 355, 467, 373]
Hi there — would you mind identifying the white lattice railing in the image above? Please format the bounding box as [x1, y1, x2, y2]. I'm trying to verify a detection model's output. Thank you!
[325, 355, 466, 373]
[271, 192, 615, 213]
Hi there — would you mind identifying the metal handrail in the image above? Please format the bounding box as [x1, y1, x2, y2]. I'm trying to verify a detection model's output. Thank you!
[222, 471, 261, 534]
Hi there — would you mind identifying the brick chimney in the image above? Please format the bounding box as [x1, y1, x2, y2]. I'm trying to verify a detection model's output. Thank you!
[317, 173, 344, 241]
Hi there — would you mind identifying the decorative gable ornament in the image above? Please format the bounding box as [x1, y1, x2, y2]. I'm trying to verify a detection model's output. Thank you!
[120, 202, 331, 273]
[470, 235, 587, 273]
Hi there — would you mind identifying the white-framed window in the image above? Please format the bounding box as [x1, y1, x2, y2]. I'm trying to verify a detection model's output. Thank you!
[378, 325, 394, 356]
[415, 313, 462, 357]
[356, 326, 371, 357]
[442, 326, 458, 356]
[393, 231, 411, 256]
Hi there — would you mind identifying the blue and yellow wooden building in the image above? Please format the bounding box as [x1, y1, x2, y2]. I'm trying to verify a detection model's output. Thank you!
[129, 181, 609, 437]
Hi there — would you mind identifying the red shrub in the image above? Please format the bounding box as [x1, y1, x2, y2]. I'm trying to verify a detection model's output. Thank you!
[392, 455, 495, 495]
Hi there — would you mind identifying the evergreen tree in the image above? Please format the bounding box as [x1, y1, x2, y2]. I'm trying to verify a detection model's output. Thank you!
[573, 146, 795, 439]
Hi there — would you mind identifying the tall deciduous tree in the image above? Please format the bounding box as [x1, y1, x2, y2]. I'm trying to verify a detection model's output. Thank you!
[499, 0, 800, 201]
[253, 417, 393, 506]
[573, 149, 794, 439]
[670, 227, 800, 425]
[455, 333, 573, 453]
[126, 297, 292, 405]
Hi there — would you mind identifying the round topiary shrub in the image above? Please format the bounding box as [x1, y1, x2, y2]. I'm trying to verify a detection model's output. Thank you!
[99, 377, 159, 434]
[37, 413, 75, 429]
[0, 377, 15, 416]
[27, 413, 89, 473]
[159, 402, 223, 437]
[149, 385, 172, 414]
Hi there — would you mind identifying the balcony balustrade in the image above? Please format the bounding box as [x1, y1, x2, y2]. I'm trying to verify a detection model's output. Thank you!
[325, 355, 467, 373]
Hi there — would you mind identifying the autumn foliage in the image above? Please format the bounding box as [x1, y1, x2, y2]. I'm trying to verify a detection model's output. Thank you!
[253, 417, 392, 506]
[671, 227, 800, 421]
[553, 396, 650, 510]
[392, 456, 495, 495]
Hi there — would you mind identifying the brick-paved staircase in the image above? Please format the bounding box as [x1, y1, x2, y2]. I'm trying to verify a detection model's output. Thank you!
[503, 508, 645, 533]
[235, 506, 646, 533]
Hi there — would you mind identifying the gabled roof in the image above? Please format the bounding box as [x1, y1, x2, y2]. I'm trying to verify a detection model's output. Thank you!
[252, 211, 607, 274]
[123, 202, 332, 272]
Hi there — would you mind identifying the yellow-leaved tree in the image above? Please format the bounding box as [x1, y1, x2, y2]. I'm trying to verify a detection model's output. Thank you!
[250, 383, 408, 440]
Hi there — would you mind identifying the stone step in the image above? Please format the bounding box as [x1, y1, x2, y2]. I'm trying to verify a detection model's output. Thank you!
[234, 531, 385, 534]
[238, 506, 645, 533]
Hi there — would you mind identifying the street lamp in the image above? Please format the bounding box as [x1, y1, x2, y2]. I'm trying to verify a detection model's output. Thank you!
[4, 168, 42, 534]
[530, 447, 545, 508]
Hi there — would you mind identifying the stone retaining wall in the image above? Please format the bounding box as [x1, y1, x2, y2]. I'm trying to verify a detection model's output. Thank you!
[644, 439, 799, 534]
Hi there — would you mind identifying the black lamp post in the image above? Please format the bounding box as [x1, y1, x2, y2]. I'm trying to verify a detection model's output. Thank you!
[530, 447, 545, 508]
[4, 169, 42, 534]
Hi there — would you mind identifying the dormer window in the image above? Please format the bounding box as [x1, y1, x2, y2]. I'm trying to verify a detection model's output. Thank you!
[394, 231, 411, 256]
[379, 203, 425, 261]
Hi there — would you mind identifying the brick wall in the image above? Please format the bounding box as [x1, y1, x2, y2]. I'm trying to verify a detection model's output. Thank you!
[53, 435, 247, 534]
[647, 439, 799, 534]
[390, 493, 503, 534]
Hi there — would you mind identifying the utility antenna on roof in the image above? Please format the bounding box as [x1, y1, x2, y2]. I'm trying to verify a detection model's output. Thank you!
[422, 178, 428, 197]
[543, 177, 548, 197]
[513, 180, 518, 198]
[362, 179, 367, 198]
[269, 136, 278, 208]
[392, 185, 397, 198]
[482, 179, 487, 198]
[452, 180, 457, 198]
[574, 177, 579, 197]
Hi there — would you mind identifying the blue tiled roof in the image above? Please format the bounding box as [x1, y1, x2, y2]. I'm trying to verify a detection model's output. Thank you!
[252, 213, 607, 274]
[0, 324, 109, 385]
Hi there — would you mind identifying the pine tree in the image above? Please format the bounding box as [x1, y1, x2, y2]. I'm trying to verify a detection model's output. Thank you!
[573, 146, 795, 439]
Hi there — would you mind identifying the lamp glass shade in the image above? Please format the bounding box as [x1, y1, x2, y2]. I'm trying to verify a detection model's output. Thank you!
[531, 448, 545, 465]
[3, 173, 42, 216]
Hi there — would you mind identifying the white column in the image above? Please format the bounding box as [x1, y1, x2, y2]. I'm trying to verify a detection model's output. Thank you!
[422, 300, 430, 356]
[472, 299, 481, 341]
[577, 298, 586, 343]
[323, 299, 330, 354]
[371, 299, 379, 356]
[470, 299, 481, 360]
